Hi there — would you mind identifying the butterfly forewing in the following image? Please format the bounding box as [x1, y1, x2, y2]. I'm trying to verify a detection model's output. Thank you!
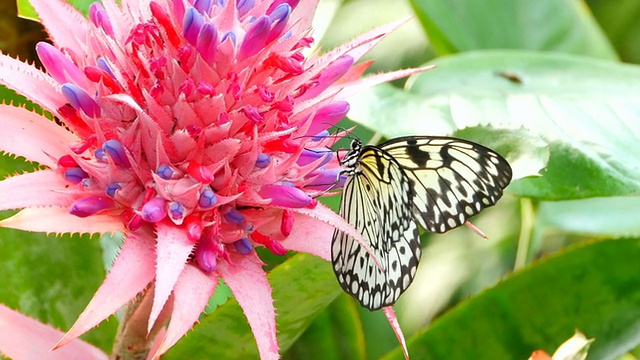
[332, 146, 421, 311]
[380, 136, 512, 233]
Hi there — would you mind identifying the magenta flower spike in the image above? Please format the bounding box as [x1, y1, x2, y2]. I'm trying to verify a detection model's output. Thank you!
[0, 0, 433, 358]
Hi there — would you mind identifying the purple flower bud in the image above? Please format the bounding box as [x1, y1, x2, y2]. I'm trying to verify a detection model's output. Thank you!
[233, 238, 253, 254]
[141, 197, 167, 223]
[308, 101, 350, 135]
[196, 239, 218, 272]
[105, 183, 122, 197]
[236, 0, 254, 17]
[239, 16, 271, 60]
[198, 188, 218, 208]
[157, 164, 181, 180]
[255, 153, 271, 169]
[311, 130, 330, 142]
[241, 221, 254, 232]
[196, 23, 218, 64]
[221, 31, 236, 46]
[89, 2, 114, 37]
[259, 184, 313, 208]
[297, 148, 333, 167]
[302, 55, 354, 100]
[267, 0, 299, 13]
[223, 206, 244, 224]
[168, 202, 186, 225]
[266, 3, 291, 43]
[35, 42, 87, 86]
[305, 168, 347, 190]
[96, 58, 116, 78]
[61, 83, 101, 118]
[64, 167, 89, 184]
[102, 139, 131, 167]
[242, 106, 264, 123]
[194, 0, 212, 14]
[70, 196, 114, 217]
[94, 148, 108, 163]
[183, 7, 205, 46]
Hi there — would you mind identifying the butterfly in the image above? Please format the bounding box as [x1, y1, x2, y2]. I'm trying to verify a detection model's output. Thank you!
[331, 136, 512, 311]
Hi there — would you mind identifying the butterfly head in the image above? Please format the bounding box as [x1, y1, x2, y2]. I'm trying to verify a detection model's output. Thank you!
[340, 139, 363, 169]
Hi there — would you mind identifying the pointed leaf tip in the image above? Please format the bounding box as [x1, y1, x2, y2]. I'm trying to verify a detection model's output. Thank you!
[383, 306, 409, 360]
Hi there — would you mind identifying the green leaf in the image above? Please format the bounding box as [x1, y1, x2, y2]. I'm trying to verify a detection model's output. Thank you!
[383, 238, 640, 360]
[385, 50, 640, 200]
[536, 196, 640, 238]
[284, 293, 365, 360]
[409, 0, 617, 60]
[165, 253, 342, 358]
[586, 0, 640, 63]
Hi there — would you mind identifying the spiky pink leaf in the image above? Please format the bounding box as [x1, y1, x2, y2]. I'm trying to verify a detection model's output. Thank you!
[383, 306, 409, 360]
[29, 0, 90, 52]
[148, 221, 196, 333]
[0, 55, 63, 115]
[55, 229, 156, 348]
[0, 170, 80, 211]
[338, 66, 436, 99]
[151, 265, 218, 358]
[218, 252, 278, 360]
[0, 207, 122, 235]
[283, 19, 409, 100]
[0, 105, 79, 167]
[0, 304, 108, 360]
[259, 210, 335, 261]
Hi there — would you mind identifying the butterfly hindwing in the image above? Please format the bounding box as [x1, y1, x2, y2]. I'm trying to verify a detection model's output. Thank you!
[331, 147, 421, 310]
[379, 136, 512, 233]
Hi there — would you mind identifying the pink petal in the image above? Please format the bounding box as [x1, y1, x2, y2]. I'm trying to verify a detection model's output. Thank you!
[148, 221, 196, 333]
[0, 55, 64, 115]
[0, 105, 79, 167]
[55, 229, 156, 348]
[0, 207, 123, 235]
[289, 203, 364, 261]
[218, 252, 279, 360]
[383, 306, 409, 360]
[151, 265, 218, 358]
[0, 169, 78, 211]
[0, 304, 108, 360]
[30, 0, 90, 52]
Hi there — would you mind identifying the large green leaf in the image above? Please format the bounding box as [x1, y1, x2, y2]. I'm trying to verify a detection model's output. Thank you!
[535, 197, 640, 239]
[284, 293, 365, 360]
[383, 238, 640, 360]
[409, 0, 617, 60]
[586, 0, 640, 63]
[350, 50, 640, 200]
[165, 253, 342, 359]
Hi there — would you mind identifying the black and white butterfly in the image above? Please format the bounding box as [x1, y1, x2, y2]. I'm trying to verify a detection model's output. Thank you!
[331, 136, 512, 310]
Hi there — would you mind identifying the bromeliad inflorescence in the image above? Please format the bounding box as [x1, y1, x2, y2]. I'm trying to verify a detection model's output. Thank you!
[0, 0, 430, 358]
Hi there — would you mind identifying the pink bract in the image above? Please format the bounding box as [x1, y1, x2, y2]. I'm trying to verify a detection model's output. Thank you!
[0, 0, 429, 358]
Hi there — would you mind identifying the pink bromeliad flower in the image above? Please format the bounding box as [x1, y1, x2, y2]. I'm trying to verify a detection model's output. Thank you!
[0, 0, 428, 358]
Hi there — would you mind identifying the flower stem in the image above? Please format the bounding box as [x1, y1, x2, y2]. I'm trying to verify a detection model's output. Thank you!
[110, 285, 169, 360]
[514, 197, 535, 270]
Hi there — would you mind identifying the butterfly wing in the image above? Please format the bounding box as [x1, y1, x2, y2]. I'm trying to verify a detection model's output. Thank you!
[332, 147, 421, 310]
[379, 136, 512, 233]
